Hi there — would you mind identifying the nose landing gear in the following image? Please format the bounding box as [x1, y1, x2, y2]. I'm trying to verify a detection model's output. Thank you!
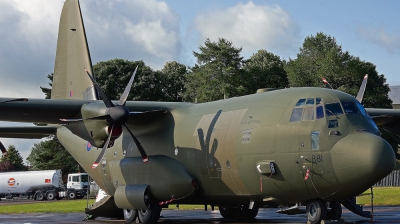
[306, 199, 342, 224]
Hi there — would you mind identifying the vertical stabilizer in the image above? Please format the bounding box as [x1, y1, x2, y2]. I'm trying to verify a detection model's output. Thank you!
[52, 0, 97, 100]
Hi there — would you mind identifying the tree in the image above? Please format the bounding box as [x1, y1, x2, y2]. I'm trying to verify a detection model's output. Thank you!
[243, 49, 289, 93]
[94, 59, 164, 101]
[285, 33, 392, 107]
[184, 38, 246, 102]
[27, 138, 81, 180]
[40, 73, 53, 99]
[0, 145, 26, 171]
[156, 61, 188, 102]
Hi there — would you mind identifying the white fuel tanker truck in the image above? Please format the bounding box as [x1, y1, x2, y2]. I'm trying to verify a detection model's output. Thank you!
[0, 170, 88, 200]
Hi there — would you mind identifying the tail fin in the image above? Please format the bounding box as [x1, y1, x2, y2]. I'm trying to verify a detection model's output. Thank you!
[52, 0, 97, 100]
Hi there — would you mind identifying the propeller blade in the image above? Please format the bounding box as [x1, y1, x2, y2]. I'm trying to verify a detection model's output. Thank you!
[84, 68, 114, 108]
[118, 66, 138, 106]
[123, 124, 148, 163]
[60, 115, 109, 122]
[321, 78, 333, 89]
[0, 141, 7, 156]
[0, 98, 28, 104]
[92, 125, 114, 169]
[356, 74, 368, 103]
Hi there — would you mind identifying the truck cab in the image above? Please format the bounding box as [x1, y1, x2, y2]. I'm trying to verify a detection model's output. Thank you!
[66, 173, 89, 199]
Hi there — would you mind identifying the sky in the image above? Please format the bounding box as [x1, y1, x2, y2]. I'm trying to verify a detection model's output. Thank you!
[1, 0, 400, 162]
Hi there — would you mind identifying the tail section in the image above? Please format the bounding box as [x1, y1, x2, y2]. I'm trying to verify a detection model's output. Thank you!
[52, 0, 97, 100]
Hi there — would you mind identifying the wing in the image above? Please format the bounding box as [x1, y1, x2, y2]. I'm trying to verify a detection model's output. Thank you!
[366, 108, 400, 136]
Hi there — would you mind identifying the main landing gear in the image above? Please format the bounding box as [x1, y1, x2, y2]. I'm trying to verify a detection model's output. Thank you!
[219, 205, 259, 220]
[306, 199, 342, 224]
[123, 201, 162, 223]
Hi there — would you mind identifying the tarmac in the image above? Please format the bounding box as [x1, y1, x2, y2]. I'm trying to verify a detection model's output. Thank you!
[1, 206, 400, 223]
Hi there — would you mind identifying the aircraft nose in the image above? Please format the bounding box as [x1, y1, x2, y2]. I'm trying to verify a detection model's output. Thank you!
[331, 132, 395, 198]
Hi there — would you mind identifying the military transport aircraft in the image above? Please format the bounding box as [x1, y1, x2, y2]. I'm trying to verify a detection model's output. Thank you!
[0, 0, 399, 223]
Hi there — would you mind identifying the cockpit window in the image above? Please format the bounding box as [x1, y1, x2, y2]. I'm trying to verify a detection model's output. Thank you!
[295, 99, 306, 107]
[306, 98, 315, 106]
[342, 102, 359, 114]
[325, 103, 344, 117]
[289, 108, 303, 122]
[302, 107, 314, 121]
[316, 97, 322, 105]
[316, 106, 324, 119]
[355, 101, 367, 116]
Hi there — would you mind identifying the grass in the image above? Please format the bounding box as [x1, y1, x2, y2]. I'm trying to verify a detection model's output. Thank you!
[1, 187, 399, 214]
[0, 199, 95, 214]
[356, 187, 400, 206]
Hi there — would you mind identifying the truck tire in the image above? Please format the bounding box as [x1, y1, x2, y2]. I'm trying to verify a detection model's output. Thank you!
[68, 191, 76, 199]
[46, 191, 56, 200]
[35, 192, 44, 201]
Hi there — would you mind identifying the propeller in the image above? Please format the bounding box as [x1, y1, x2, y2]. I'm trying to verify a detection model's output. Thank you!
[356, 74, 368, 103]
[321, 78, 333, 89]
[62, 67, 148, 168]
[0, 141, 7, 157]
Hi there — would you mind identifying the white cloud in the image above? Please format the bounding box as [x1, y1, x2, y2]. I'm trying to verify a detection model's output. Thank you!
[194, 1, 300, 56]
[357, 25, 400, 55]
[80, 0, 181, 69]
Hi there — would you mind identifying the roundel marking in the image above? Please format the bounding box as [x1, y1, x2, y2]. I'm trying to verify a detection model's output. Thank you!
[87, 142, 92, 151]
[8, 178, 15, 186]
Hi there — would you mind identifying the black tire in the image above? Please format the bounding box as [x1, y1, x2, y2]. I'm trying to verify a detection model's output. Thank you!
[67, 191, 76, 199]
[138, 202, 161, 223]
[306, 199, 327, 224]
[327, 202, 342, 220]
[242, 206, 259, 219]
[35, 192, 44, 201]
[123, 209, 138, 223]
[219, 206, 236, 219]
[46, 191, 56, 200]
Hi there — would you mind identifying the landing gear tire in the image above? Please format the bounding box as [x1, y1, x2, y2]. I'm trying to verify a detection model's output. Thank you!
[67, 191, 76, 199]
[219, 206, 236, 219]
[219, 206, 259, 219]
[306, 199, 327, 224]
[327, 202, 342, 220]
[138, 201, 161, 223]
[123, 209, 138, 223]
[46, 191, 56, 200]
[35, 192, 44, 201]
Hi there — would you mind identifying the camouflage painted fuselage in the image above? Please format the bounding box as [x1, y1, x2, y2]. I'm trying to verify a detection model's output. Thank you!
[59, 87, 395, 207]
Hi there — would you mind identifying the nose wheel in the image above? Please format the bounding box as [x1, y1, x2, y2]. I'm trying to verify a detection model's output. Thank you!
[306, 199, 327, 224]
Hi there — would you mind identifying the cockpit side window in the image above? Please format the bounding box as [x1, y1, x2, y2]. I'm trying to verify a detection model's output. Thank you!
[342, 102, 359, 114]
[325, 103, 344, 117]
[355, 101, 368, 116]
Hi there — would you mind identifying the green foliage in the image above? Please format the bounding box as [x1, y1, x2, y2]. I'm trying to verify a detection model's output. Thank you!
[0, 145, 26, 171]
[184, 38, 246, 102]
[93, 59, 164, 101]
[40, 73, 53, 99]
[27, 137, 80, 181]
[156, 61, 188, 102]
[243, 49, 289, 93]
[357, 187, 400, 206]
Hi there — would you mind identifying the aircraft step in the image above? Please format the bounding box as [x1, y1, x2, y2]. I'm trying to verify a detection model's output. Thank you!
[276, 204, 306, 215]
[341, 197, 371, 218]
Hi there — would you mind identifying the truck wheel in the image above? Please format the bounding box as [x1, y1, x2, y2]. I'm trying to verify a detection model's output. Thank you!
[123, 209, 138, 223]
[68, 191, 76, 199]
[35, 192, 44, 201]
[46, 191, 56, 200]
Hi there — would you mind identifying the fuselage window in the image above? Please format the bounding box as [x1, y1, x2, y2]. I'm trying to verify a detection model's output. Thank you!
[325, 103, 344, 117]
[311, 131, 320, 150]
[342, 102, 359, 114]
